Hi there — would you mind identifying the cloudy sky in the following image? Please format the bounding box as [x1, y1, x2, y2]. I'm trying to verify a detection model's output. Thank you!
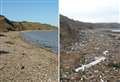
[60, 0, 120, 23]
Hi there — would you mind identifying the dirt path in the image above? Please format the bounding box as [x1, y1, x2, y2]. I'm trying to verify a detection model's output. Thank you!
[0, 31, 58, 82]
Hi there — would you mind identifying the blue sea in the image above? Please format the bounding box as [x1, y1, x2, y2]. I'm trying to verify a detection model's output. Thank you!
[20, 30, 58, 53]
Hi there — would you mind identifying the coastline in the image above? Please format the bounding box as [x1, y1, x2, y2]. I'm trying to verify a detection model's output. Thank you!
[0, 31, 58, 81]
[20, 30, 58, 54]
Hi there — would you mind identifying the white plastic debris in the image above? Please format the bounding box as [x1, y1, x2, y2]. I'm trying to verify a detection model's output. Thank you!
[103, 50, 109, 56]
[100, 79, 104, 82]
[75, 56, 106, 72]
[95, 47, 100, 50]
[100, 75, 104, 82]
[94, 57, 100, 60]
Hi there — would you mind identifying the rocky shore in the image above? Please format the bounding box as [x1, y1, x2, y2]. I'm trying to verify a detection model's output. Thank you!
[61, 29, 120, 82]
[60, 15, 120, 82]
[0, 31, 58, 82]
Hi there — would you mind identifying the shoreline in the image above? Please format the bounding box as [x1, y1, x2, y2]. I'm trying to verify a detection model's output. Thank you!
[20, 30, 58, 54]
[0, 31, 58, 81]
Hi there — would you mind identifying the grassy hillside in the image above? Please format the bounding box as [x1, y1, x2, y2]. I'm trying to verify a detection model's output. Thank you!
[0, 15, 57, 32]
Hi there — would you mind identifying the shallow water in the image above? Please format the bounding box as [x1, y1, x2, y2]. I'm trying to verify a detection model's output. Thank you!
[20, 30, 58, 53]
[111, 29, 120, 32]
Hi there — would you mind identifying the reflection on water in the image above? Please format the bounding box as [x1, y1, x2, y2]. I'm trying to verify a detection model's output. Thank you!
[20, 30, 58, 53]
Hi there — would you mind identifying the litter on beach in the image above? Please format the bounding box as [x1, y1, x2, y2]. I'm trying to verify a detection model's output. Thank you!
[75, 56, 106, 72]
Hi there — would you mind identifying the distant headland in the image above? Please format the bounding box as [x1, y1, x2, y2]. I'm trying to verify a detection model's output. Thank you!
[0, 15, 57, 32]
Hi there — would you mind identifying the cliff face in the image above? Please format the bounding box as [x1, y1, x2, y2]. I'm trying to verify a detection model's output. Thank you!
[0, 15, 56, 32]
[0, 15, 15, 32]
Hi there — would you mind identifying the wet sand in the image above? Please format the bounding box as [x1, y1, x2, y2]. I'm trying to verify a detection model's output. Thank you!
[0, 31, 58, 82]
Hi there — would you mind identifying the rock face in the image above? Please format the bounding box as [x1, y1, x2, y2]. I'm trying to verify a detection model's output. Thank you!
[0, 15, 56, 32]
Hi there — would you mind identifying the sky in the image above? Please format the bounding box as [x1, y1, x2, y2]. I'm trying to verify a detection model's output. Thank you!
[60, 0, 120, 23]
[0, 0, 58, 26]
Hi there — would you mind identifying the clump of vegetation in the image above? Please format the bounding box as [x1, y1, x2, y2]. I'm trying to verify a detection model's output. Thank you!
[108, 62, 120, 68]
[42, 24, 57, 29]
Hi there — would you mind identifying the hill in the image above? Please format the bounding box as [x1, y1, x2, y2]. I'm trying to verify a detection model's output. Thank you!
[60, 15, 120, 30]
[0, 15, 57, 32]
[60, 15, 120, 49]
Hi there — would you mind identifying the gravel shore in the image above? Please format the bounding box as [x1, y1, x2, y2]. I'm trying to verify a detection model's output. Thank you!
[60, 29, 120, 82]
[0, 31, 58, 82]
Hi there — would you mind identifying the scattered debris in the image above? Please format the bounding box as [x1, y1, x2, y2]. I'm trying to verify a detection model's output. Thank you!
[103, 50, 109, 56]
[100, 75, 104, 82]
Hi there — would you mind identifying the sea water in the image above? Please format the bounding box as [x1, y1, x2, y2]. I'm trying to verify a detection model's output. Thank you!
[20, 30, 58, 53]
